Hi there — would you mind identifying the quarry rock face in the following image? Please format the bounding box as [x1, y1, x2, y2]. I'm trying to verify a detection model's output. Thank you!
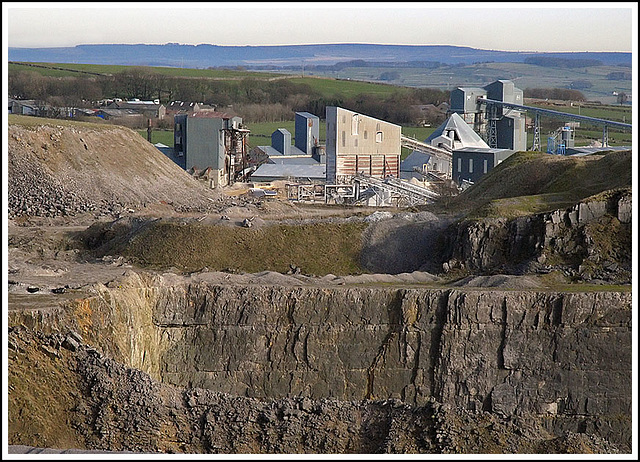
[442, 190, 632, 283]
[8, 275, 631, 452]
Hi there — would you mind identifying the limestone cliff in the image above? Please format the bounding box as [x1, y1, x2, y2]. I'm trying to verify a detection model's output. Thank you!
[441, 189, 631, 283]
[8, 273, 631, 451]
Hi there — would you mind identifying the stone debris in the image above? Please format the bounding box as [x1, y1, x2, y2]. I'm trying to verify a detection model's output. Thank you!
[6, 326, 625, 454]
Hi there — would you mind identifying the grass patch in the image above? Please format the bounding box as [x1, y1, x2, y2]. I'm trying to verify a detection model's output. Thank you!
[137, 129, 175, 147]
[469, 193, 578, 220]
[447, 150, 631, 219]
[287, 76, 406, 99]
[87, 219, 370, 276]
[9, 61, 283, 79]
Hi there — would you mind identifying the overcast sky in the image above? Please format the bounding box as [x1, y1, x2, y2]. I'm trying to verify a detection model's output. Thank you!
[3, 2, 637, 53]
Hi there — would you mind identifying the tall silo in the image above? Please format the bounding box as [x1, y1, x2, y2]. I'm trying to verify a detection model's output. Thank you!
[295, 112, 320, 155]
[484, 80, 526, 151]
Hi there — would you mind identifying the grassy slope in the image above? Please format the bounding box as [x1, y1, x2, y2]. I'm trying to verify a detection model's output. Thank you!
[447, 150, 632, 219]
[87, 219, 369, 276]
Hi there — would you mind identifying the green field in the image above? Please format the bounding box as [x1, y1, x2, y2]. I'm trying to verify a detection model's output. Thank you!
[9, 61, 283, 80]
[11, 60, 633, 105]
[302, 61, 633, 105]
[287, 76, 406, 99]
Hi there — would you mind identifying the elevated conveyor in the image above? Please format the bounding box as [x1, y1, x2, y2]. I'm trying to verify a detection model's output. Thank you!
[354, 173, 439, 206]
[400, 135, 452, 160]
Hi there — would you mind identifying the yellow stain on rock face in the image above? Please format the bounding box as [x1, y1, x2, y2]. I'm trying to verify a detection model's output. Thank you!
[72, 298, 94, 336]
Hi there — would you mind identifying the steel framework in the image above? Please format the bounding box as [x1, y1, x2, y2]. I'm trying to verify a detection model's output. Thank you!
[477, 97, 631, 151]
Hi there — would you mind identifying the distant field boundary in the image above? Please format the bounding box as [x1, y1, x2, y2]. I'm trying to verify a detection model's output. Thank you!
[9, 61, 110, 76]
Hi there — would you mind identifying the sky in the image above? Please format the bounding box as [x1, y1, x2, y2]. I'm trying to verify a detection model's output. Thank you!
[3, 2, 637, 53]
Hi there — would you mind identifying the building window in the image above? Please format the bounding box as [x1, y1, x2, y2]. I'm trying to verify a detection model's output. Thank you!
[354, 138, 358, 147]
[342, 131, 346, 147]
[376, 131, 383, 143]
[352, 114, 359, 135]
[483, 159, 488, 173]
[364, 130, 368, 140]
[469, 158, 473, 173]
[457, 158, 462, 172]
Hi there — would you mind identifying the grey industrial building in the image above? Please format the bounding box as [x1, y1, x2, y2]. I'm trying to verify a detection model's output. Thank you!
[173, 111, 248, 187]
[295, 111, 321, 156]
[250, 112, 325, 183]
[452, 147, 515, 184]
[450, 79, 527, 152]
[402, 112, 496, 181]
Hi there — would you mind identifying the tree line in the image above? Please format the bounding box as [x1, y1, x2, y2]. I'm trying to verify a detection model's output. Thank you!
[9, 66, 588, 125]
[8, 67, 450, 125]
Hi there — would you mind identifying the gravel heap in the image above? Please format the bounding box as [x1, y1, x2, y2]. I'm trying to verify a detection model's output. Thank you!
[7, 122, 230, 220]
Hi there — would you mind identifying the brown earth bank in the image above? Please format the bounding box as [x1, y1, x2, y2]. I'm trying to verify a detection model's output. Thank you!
[6, 116, 634, 455]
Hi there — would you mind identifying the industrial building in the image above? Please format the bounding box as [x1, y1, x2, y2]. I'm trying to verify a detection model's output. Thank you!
[295, 111, 322, 157]
[450, 79, 527, 152]
[452, 147, 515, 184]
[173, 111, 249, 187]
[325, 106, 401, 184]
[402, 112, 491, 180]
[249, 112, 326, 183]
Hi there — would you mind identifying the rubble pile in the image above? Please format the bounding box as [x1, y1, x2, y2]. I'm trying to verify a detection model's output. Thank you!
[7, 122, 229, 221]
[7, 326, 625, 454]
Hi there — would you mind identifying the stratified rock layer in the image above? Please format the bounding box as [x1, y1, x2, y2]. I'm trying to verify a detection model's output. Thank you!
[9, 273, 632, 452]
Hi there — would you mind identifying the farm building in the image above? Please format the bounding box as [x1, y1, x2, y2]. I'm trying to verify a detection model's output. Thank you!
[325, 106, 401, 184]
[95, 108, 141, 121]
[8, 98, 42, 116]
[165, 101, 214, 116]
[107, 99, 166, 120]
[173, 111, 249, 187]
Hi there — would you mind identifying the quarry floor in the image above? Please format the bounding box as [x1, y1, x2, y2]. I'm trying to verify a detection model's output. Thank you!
[7, 196, 558, 315]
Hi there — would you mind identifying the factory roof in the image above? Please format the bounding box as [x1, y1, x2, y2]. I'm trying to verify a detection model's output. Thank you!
[426, 112, 489, 149]
[251, 163, 326, 182]
[453, 147, 514, 154]
[400, 151, 432, 172]
[455, 87, 486, 93]
[268, 156, 320, 166]
[188, 111, 236, 119]
[295, 111, 319, 119]
[257, 145, 308, 157]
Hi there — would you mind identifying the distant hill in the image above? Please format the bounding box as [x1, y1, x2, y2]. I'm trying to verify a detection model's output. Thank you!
[8, 43, 632, 68]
